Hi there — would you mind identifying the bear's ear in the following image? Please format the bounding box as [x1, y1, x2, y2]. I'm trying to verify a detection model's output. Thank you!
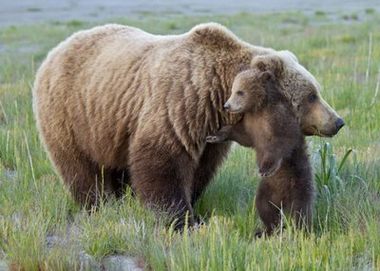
[251, 55, 284, 78]
[278, 50, 298, 63]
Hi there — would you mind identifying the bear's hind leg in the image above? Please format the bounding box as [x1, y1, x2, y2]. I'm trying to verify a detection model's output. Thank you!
[288, 179, 315, 232]
[290, 199, 313, 232]
[47, 144, 113, 208]
[255, 181, 281, 236]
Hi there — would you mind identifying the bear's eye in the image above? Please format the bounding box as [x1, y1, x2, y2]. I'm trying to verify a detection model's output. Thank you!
[308, 94, 317, 103]
[236, 90, 244, 96]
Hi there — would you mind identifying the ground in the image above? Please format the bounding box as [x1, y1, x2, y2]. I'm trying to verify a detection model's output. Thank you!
[0, 4, 379, 271]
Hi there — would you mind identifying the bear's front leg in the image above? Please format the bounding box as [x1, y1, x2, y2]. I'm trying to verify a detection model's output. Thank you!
[129, 138, 196, 230]
[191, 142, 231, 205]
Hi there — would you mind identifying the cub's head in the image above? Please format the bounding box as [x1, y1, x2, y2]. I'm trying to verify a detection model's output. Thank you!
[224, 69, 273, 113]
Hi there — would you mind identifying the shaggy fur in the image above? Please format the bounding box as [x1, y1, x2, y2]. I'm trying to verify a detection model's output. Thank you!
[255, 140, 314, 236]
[33, 23, 339, 228]
[207, 70, 314, 235]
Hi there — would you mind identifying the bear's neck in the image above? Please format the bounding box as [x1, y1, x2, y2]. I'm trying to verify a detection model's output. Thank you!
[205, 55, 250, 130]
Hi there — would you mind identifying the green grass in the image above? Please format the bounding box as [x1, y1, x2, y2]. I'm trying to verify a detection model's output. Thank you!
[0, 10, 379, 270]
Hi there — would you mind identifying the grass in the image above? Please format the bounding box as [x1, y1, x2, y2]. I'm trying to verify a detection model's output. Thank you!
[0, 10, 379, 271]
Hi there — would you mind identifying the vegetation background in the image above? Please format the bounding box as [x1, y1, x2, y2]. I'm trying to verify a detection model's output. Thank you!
[0, 1, 379, 270]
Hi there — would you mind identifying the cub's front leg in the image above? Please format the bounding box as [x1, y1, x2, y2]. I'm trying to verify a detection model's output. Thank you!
[206, 125, 234, 143]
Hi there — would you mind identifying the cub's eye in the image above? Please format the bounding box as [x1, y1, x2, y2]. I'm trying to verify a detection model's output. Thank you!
[308, 94, 317, 103]
[236, 90, 244, 96]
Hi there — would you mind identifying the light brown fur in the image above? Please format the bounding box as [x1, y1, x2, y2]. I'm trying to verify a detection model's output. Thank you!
[33, 23, 340, 228]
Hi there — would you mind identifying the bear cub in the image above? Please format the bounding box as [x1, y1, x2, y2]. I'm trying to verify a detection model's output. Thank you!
[207, 69, 315, 236]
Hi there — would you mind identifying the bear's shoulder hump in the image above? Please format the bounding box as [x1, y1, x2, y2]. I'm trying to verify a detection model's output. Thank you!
[187, 23, 242, 50]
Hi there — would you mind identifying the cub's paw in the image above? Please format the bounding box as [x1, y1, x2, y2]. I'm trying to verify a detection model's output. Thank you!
[206, 135, 221, 143]
[259, 158, 282, 177]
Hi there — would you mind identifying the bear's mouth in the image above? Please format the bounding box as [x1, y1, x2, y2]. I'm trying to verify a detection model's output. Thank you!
[302, 125, 318, 136]
[305, 126, 336, 137]
[225, 107, 243, 114]
[305, 125, 336, 137]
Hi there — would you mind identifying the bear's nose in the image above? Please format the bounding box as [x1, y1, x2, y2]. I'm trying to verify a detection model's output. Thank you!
[223, 103, 230, 111]
[335, 118, 345, 131]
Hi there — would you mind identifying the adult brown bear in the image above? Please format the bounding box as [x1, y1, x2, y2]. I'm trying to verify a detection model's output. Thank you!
[33, 23, 344, 228]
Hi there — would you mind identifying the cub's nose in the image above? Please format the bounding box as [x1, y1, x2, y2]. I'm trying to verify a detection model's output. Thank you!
[335, 118, 345, 131]
[223, 102, 230, 110]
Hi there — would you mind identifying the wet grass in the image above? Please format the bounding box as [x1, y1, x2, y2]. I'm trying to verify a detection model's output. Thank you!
[0, 10, 379, 270]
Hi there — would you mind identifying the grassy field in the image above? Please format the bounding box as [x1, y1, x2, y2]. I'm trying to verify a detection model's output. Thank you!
[0, 9, 379, 271]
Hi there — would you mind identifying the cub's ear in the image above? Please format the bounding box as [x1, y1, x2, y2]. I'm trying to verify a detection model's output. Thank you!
[258, 70, 275, 82]
[251, 55, 284, 78]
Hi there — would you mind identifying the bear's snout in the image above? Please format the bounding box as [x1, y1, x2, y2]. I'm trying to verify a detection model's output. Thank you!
[335, 118, 345, 131]
[223, 100, 242, 113]
[223, 102, 231, 111]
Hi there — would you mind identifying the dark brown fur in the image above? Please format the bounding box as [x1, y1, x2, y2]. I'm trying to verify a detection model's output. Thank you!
[207, 71, 315, 235]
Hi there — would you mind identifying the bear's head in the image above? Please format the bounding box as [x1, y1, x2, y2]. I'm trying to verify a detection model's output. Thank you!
[225, 50, 344, 137]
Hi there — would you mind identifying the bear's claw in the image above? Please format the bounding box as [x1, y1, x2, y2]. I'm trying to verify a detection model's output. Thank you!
[206, 135, 219, 143]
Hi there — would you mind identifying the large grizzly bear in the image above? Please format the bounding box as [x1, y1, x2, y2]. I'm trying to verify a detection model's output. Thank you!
[206, 69, 314, 235]
[33, 23, 343, 228]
